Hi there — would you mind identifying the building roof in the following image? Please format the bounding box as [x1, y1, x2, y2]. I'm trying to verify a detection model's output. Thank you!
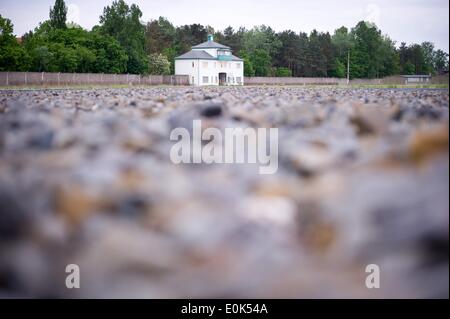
[175, 50, 243, 62]
[231, 55, 243, 61]
[400, 74, 432, 78]
[175, 50, 216, 60]
[192, 40, 230, 50]
[175, 35, 243, 61]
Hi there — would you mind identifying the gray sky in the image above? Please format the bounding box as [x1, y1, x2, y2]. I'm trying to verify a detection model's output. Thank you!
[1, 0, 449, 51]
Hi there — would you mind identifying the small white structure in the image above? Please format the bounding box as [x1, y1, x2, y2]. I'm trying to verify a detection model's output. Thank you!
[400, 75, 432, 84]
[175, 35, 244, 86]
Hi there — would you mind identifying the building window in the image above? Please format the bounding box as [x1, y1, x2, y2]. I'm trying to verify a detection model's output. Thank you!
[236, 77, 242, 84]
[202, 61, 208, 68]
[192, 76, 195, 84]
[236, 63, 241, 68]
[192, 62, 195, 68]
[215, 76, 218, 83]
[202, 76, 209, 84]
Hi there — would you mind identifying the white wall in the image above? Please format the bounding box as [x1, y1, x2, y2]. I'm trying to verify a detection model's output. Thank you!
[175, 59, 244, 86]
[175, 59, 200, 85]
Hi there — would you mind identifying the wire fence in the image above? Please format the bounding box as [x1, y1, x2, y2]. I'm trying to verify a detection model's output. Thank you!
[0, 72, 190, 86]
[244, 75, 448, 85]
[0, 72, 447, 87]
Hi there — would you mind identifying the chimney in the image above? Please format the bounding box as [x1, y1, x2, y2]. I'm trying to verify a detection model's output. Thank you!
[207, 34, 214, 41]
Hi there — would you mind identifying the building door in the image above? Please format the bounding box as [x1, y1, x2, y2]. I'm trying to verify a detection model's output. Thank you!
[219, 73, 227, 86]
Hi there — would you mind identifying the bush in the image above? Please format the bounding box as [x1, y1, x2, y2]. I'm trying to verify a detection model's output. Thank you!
[148, 53, 171, 75]
[275, 67, 292, 77]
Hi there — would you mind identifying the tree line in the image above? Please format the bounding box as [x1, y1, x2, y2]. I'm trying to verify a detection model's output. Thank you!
[1, 0, 448, 78]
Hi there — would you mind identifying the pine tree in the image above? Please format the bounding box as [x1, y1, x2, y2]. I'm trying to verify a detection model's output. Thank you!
[49, 0, 67, 29]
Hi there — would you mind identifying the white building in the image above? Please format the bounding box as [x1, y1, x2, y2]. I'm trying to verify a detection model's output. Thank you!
[400, 74, 432, 84]
[175, 35, 244, 86]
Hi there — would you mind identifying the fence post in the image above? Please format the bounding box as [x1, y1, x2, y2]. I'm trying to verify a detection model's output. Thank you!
[58, 72, 60, 86]
[6, 72, 9, 86]
[41, 72, 44, 85]
[24, 72, 27, 86]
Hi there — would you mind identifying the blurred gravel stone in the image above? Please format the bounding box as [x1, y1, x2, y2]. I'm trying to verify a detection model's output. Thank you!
[0, 87, 448, 298]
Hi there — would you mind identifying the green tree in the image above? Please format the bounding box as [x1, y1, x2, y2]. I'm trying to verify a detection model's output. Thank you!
[274, 30, 301, 76]
[398, 42, 430, 75]
[399, 42, 408, 70]
[3, 11, 449, 79]
[376, 36, 400, 77]
[53, 43, 79, 72]
[87, 31, 128, 73]
[251, 48, 271, 76]
[421, 42, 435, 74]
[145, 17, 176, 54]
[409, 44, 427, 74]
[403, 62, 415, 75]
[31, 46, 56, 72]
[240, 50, 255, 76]
[99, 0, 148, 74]
[307, 30, 329, 76]
[217, 26, 245, 54]
[332, 27, 354, 78]
[145, 17, 177, 72]
[329, 59, 346, 78]
[350, 21, 384, 78]
[294, 32, 309, 76]
[174, 24, 208, 56]
[332, 27, 353, 58]
[242, 25, 281, 58]
[433, 49, 449, 74]
[0, 15, 31, 71]
[49, 0, 67, 29]
[23, 20, 127, 74]
[318, 32, 335, 76]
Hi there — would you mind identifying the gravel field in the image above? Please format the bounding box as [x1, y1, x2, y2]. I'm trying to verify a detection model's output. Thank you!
[0, 86, 448, 298]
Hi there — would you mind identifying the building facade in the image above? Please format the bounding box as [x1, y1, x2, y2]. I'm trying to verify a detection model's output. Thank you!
[400, 75, 432, 84]
[175, 35, 244, 86]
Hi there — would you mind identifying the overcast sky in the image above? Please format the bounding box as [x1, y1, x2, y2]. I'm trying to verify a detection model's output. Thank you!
[1, 0, 449, 51]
